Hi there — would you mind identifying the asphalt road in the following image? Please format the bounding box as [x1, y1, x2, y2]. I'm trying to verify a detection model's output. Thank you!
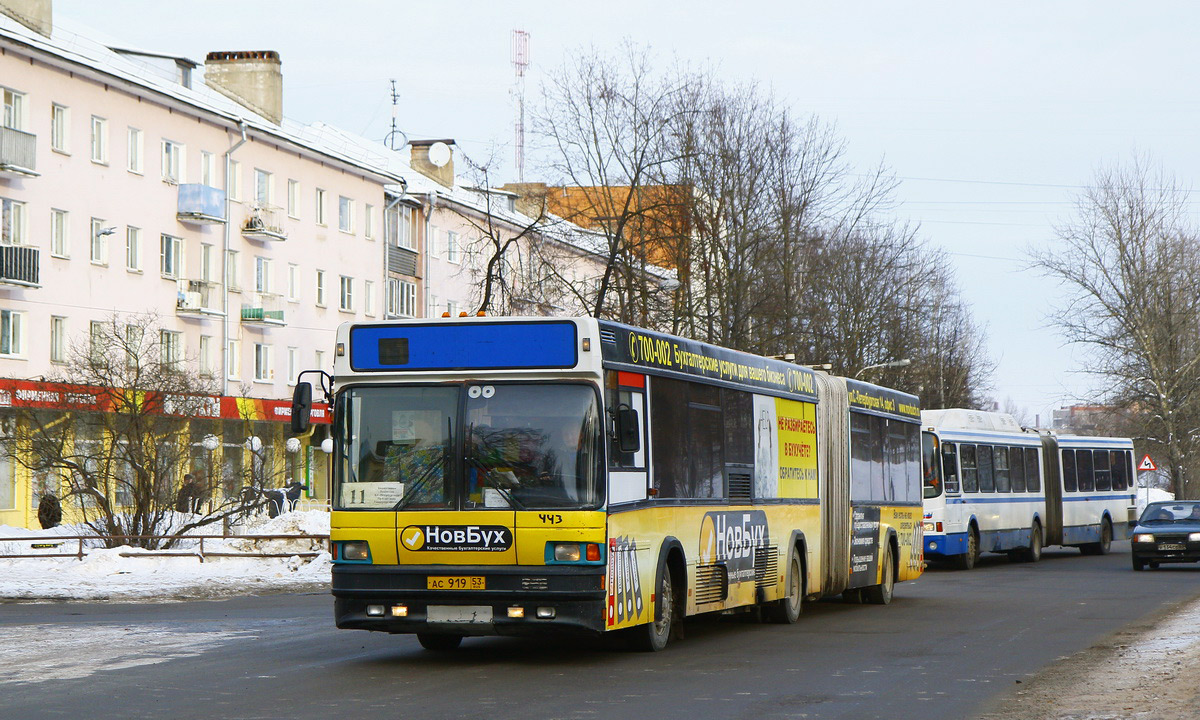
[3, 541, 1199, 720]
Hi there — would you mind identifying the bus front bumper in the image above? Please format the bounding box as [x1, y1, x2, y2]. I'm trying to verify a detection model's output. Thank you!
[332, 564, 607, 636]
[924, 532, 968, 557]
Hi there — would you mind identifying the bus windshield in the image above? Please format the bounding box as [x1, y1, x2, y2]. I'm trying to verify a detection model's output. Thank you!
[334, 383, 603, 511]
[922, 431, 943, 499]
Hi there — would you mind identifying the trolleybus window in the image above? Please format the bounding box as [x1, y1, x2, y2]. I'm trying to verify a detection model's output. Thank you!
[1010, 447, 1027, 493]
[994, 446, 1011, 493]
[1025, 448, 1040, 493]
[960, 444, 978, 493]
[1110, 451, 1129, 490]
[1076, 449, 1094, 492]
[977, 445, 995, 493]
[1094, 450, 1111, 491]
[1062, 450, 1077, 492]
[922, 432, 942, 499]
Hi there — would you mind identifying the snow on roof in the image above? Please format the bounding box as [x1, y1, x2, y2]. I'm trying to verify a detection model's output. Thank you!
[0, 13, 405, 184]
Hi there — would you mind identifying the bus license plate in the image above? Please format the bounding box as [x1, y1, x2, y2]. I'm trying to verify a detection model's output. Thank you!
[1158, 543, 1185, 551]
[427, 576, 485, 590]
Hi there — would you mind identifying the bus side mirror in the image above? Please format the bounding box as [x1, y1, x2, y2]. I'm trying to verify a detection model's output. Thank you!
[942, 449, 958, 477]
[617, 406, 640, 454]
[291, 382, 313, 434]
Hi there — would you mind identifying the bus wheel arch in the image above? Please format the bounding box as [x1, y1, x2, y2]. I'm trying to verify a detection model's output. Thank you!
[864, 530, 898, 605]
[1081, 514, 1113, 556]
[629, 538, 684, 652]
[956, 520, 980, 570]
[765, 532, 807, 623]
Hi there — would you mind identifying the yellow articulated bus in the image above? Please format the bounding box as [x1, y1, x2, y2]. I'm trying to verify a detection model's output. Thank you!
[291, 316, 924, 651]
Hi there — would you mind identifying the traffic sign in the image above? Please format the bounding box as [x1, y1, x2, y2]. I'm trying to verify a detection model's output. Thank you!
[1138, 455, 1157, 472]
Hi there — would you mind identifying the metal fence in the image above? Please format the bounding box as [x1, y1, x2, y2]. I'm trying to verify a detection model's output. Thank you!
[0, 533, 330, 562]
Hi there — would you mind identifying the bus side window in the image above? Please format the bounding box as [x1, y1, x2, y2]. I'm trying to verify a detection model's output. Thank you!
[607, 388, 645, 469]
[1076, 449, 1095, 492]
[942, 443, 960, 494]
[977, 445, 995, 492]
[1009, 446, 1027, 493]
[1025, 448, 1041, 493]
[994, 446, 1010, 492]
[1093, 450, 1111, 491]
[960, 444, 979, 493]
[1110, 450, 1128, 491]
[1062, 450, 1077, 492]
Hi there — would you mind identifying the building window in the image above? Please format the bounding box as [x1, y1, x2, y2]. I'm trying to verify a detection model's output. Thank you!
[255, 256, 272, 294]
[364, 280, 375, 316]
[254, 168, 273, 206]
[427, 224, 439, 257]
[287, 263, 299, 302]
[315, 269, 326, 306]
[287, 179, 300, 218]
[229, 160, 242, 200]
[338, 196, 355, 233]
[226, 339, 240, 380]
[160, 234, 182, 278]
[2, 88, 26, 130]
[387, 279, 416, 318]
[90, 116, 107, 164]
[1, 198, 27, 245]
[254, 343, 273, 382]
[447, 300, 461, 318]
[50, 316, 66, 363]
[51, 104, 69, 153]
[126, 227, 142, 272]
[200, 243, 214, 283]
[365, 204, 375, 240]
[160, 330, 182, 366]
[50, 209, 68, 257]
[315, 188, 327, 225]
[227, 250, 240, 291]
[388, 206, 414, 250]
[0, 310, 22, 356]
[89, 321, 105, 359]
[427, 293, 439, 319]
[315, 349, 326, 372]
[339, 275, 354, 312]
[287, 346, 298, 385]
[200, 151, 216, 186]
[199, 335, 214, 377]
[125, 325, 143, 368]
[161, 139, 184, 183]
[90, 218, 108, 265]
[446, 231, 460, 263]
[127, 128, 143, 173]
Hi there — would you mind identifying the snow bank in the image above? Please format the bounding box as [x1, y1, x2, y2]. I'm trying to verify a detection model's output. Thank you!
[0, 511, 332, 602]
[1135, 487, 1176, 514]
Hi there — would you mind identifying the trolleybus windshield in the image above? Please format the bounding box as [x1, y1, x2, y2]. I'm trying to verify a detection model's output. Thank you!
[334, 383, 603, 511]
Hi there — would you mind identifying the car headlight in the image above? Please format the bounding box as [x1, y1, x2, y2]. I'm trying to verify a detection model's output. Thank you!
[1132, 534, 1155, 543]
[1189, 533, 1200, 543]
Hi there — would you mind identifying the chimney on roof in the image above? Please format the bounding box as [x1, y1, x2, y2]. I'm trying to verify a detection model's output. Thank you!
[0, 0, 52, 37]
[500, 182, 549, 218]
[204, 51, 283, 125]
[409, 139, 456, 188]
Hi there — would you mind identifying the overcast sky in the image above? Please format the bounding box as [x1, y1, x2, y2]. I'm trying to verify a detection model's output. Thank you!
[55, 0, 1200, 423]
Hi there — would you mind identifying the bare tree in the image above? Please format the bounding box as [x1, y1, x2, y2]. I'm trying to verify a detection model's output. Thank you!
[5, 314, 281, 548]
[1033, 155, 1200, 498]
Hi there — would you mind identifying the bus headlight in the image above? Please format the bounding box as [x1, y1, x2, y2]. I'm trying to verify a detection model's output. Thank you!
[922, 522, 936, 532]
[341, 541, 371, 561]
[553, 543, 581, 562]
[1132, 534, 1155, 543]
[1189, 533, 1200, 542]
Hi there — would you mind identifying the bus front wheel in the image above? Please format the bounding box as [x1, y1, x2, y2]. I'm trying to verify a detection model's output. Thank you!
[764, 549, 803, 623]
[417, 633, 462, 651]
[955, 527, 979, 570]
[629, 562, 677, 652]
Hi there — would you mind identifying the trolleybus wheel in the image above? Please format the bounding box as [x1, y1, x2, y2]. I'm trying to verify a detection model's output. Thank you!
[1081, 518, 1112, 556]
[629, 562, 677, 652]
[764, 549, 803, 624]
[416, 633, 463, 651]
[1132, 556, 1145, 571]
[864, 545, 895, 605]
[1012, 522, 1043, 563]
[955, 526, 979, 570]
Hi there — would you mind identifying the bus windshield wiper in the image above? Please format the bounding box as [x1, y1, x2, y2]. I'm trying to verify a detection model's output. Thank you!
[390, 450, 445, 511]
[464, 454, 526, 510]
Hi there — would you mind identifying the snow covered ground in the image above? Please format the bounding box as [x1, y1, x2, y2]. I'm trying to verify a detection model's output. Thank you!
[0, 511, 332, 602]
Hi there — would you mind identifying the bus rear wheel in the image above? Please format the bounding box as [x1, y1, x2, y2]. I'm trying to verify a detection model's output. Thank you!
[1081, 519, 1112, 556]
[863, 545, 895, 605]
[417, 633, 462, 651]
[1012, 522, 1042, 563]
[764, 549, 803, 624]
[955, 527, 979, 570]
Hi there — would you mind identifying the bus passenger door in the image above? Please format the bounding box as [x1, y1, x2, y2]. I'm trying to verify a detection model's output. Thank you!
[606, 373, 647, 506]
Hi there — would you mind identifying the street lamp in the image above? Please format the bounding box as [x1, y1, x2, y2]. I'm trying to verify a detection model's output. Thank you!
[855, 358, 912, 379]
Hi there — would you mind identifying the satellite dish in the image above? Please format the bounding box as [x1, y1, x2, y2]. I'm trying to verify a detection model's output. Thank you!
[428, 141, 451, 168]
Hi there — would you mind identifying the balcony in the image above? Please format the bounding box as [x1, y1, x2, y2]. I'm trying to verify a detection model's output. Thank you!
[0, 126, 37, 177]
[241, 293, 285, 326]
[177, 184, 227, 225]
[0, 244, 40, 287]
[241, 204, 286, 242]
[176, 279, 224, 317]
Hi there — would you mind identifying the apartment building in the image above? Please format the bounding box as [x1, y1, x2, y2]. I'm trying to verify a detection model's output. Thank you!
[0, 1, 417, 527]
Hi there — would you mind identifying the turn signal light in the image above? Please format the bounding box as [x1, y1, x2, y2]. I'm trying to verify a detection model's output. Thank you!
[508, 606, 525, 618]
[391, 605, 408, 617]
[585, 543, 601, 562]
